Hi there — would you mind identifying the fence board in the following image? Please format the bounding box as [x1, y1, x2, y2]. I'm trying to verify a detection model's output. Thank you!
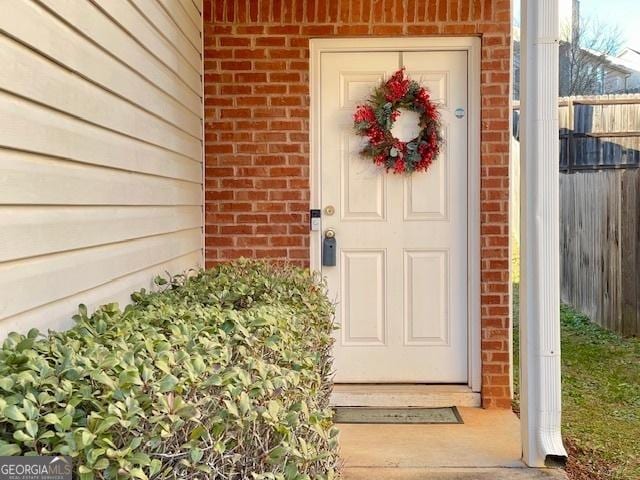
[560, 170, 639, 336]
[621, 170, 640, 335]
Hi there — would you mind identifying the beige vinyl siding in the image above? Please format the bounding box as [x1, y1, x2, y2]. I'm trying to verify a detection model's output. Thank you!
[0, 0, 203, 336]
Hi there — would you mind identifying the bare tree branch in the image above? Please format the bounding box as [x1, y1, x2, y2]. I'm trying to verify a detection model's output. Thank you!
[559, 16, 625, 96]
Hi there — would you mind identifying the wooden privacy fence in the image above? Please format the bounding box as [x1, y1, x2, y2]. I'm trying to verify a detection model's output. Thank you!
[513, 95, 640, 335]
[513, 94, 640, 170]
[560, 169, 640, 336]
[559, 95, 640, 171]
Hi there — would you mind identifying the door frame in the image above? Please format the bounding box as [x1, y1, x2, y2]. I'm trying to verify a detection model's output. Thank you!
[309, 37, 482, 393]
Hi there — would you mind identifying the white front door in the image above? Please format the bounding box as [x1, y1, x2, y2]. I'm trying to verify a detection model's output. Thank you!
[319, 50, 468, 383]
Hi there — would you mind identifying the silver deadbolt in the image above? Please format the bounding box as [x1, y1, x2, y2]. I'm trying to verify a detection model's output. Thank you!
[455, 108, 465, 119]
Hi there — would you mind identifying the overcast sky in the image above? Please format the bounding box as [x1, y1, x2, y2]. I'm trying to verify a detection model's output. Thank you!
[514, 0, 640, 52]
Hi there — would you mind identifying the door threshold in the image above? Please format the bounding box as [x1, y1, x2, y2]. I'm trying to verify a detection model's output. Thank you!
[331, 384, 481, 408]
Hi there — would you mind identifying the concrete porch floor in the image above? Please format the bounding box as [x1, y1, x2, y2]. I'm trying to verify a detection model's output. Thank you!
[338, 407, 567, 479]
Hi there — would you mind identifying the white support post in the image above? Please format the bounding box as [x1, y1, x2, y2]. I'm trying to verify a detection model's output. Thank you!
[519, 0, 568, 467]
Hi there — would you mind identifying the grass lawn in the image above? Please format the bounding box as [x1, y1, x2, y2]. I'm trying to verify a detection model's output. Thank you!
[513, 286, 640, 480]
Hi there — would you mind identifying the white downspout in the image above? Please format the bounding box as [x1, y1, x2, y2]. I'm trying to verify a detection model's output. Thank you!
[519, 0, 568, 467]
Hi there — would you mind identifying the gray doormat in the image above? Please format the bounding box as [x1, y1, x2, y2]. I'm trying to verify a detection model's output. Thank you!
[333, 406, 463, 424]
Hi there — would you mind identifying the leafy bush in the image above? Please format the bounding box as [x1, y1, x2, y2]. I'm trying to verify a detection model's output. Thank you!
[0, 260, 339, 479]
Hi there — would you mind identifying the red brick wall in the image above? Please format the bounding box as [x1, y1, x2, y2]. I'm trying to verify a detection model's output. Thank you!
[203, 0, 512, 408]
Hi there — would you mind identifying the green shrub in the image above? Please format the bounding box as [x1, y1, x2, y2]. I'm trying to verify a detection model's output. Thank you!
[0, 260, 339, 479]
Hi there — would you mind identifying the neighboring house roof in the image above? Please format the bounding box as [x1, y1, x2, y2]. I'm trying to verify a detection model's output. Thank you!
[617, 47, 640, 70]
[513, 25, 521, 42]
[579, 46, 636, 75]
[619, 47, 640, 58]
[606, 52, 640, 75]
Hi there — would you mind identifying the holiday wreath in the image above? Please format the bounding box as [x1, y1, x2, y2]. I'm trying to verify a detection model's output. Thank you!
[353, 68, 443, 174]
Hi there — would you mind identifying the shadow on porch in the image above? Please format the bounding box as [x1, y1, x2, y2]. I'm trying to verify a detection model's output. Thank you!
[337, 408, 567, 479]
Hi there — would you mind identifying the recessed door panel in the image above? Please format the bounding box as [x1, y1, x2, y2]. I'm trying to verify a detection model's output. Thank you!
[404, 70, 448, 106]
[404, 250, 449, 345]
[341, 250, 387, 345]
[403, 139, 448, 221]
[341, 133, 386, 221]
[340, 72, 387, 110]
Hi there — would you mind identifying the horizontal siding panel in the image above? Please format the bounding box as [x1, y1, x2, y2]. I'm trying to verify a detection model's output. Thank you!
[157, 0, 201, 50]
[191, 0, 203, 14]
[0, 228, 202, 320]
[178, 0, 201, 32]
[130, 0, 201, 70]
[0, 251, 202, 337]
[0, 152, 201, 206]
[0, 0, 202, 120]
[0, 35, 201, 152]
[0, 205, 202, 262]
[60, 0, 201, 98]
[0, 95, 201, 182]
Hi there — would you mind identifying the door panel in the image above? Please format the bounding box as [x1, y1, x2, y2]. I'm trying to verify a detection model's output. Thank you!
[404, 249, 449, 345]
[341, 133, 386, 221]
[341, 249, 387, 345]
[403, 159, 447, 220]
[320, 50, 468, 383]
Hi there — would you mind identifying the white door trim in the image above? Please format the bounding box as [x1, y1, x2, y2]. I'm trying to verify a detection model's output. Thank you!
[309, 37, 482, 393]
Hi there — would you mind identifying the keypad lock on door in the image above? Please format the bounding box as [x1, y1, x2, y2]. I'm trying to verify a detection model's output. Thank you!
[322, 229, 337, 266]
